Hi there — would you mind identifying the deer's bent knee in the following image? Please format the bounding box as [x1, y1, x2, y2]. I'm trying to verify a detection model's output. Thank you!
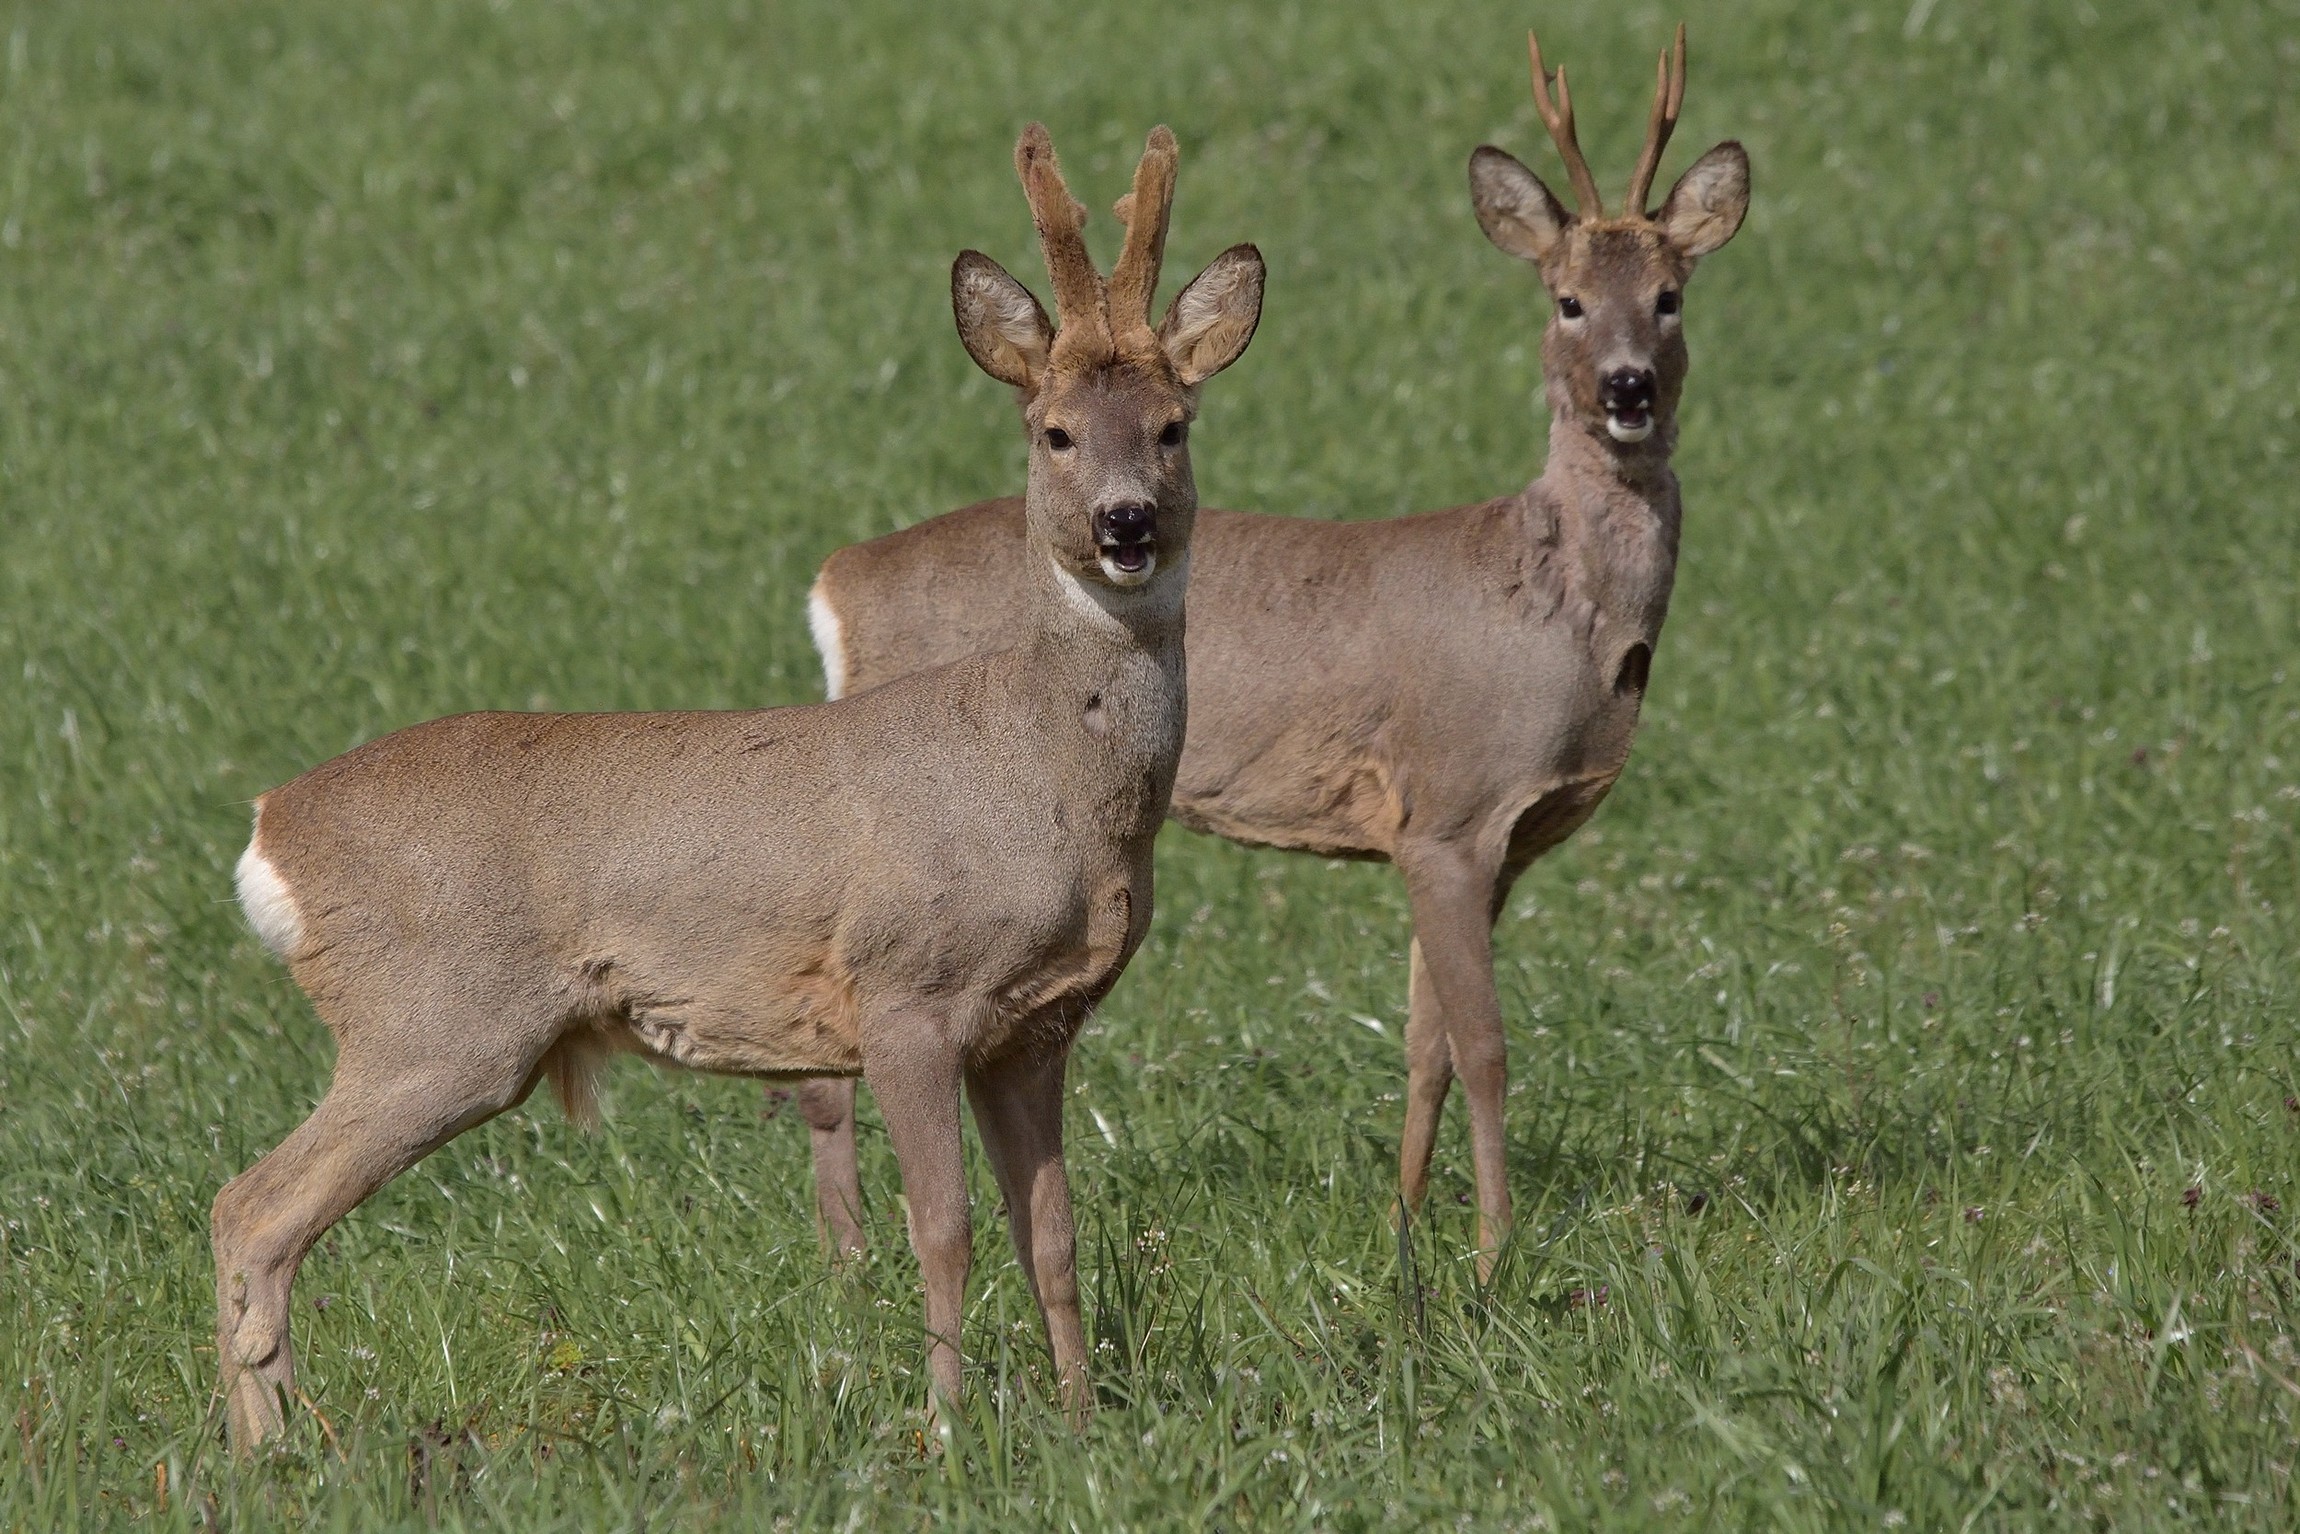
[231, 1309, 286, 1368]
[1451, 1032, 1509, 1080]
[909, 1207, 972, 1259]
[797, 1080, 852, 1133]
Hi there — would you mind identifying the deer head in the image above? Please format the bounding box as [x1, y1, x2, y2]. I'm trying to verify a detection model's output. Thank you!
[953, 124, 1264, 593]
[1468, 26, 1749, 450]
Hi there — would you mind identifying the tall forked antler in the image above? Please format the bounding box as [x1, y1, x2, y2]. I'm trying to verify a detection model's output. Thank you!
[1623, 23, 1688, 217]
[1017, 122, 1180, 362]
[1016, 123, 1111, 358]
[1107, 126, 1178, 344]
[1527, 30, 1605, 217]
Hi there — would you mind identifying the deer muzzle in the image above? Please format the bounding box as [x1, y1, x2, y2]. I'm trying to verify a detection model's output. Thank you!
[1091, 502, 1159, 586]
[1600, 366, 1658, 443]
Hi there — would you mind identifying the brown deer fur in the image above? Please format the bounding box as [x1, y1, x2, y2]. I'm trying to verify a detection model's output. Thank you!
[796, 31, 1747, 1274]
[213, 123, 1263, 1449]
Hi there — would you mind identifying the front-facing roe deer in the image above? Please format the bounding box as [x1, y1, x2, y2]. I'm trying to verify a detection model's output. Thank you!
[213, 122, 1263, 1449]
[796, 28, 1747, 1276]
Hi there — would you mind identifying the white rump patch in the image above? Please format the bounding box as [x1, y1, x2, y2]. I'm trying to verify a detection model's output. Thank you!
[234, 813, 304, 960]
[807, 578, 848, 700]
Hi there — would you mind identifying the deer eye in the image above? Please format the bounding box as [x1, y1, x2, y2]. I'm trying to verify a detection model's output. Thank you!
[1656, 290, 1682, 317]
[1557, 296, 1585, 320]
[1159, 421, 1186, 448]
[1044, 426, 1074, 451]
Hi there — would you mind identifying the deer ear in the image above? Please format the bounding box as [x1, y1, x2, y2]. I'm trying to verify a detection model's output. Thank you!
[1656, 142, 1749, 260]
[1469, 146, 1570, 264]
[1159, 243, 1264, 386]
[952, 250, 1053, 389]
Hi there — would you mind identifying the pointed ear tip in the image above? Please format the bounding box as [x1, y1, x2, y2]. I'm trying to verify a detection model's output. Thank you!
[1201, 242, 1264, 281]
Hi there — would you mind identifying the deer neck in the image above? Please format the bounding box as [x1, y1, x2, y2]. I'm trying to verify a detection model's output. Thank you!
[1019, 535, 1189, 771]
[1530, 411, 1683, 642]
[1025, 545, 1189, 661]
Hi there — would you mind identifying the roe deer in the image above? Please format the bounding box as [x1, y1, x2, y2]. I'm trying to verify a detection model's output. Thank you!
[213, 122, 1264, 1448]
[795, 28, 1746, 1276]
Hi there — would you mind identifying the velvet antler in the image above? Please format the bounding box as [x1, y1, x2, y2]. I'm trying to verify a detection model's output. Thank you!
[1015, 123, 1110, 358]
[1107, 126, 1178, 342]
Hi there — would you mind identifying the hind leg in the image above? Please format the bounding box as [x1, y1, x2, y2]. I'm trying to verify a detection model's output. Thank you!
[794, 1078, 867, 1259]
[212, 1040, 541, 1452]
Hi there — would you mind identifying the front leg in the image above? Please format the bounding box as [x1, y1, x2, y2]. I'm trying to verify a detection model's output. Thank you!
[968, 1043, 1091, 1422]
[862, 1018, 969, 1415]
[1399, 840, 1513, 1278]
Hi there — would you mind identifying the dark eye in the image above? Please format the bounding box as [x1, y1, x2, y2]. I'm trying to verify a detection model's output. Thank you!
[1557, 295, 1584, 319]
[1044, 426, 1073, 451]
[1159, 420, 1186, 448]
[1656, 290, 1681, 317]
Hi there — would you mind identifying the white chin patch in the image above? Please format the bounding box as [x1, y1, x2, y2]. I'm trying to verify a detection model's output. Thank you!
[1605, 413, 1655, 444]
[1097, 550, 1157, 587]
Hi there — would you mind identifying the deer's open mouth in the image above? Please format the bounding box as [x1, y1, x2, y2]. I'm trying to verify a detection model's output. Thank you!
[1604, 406, 1654, 443]
[1096, 536, 1157, 586]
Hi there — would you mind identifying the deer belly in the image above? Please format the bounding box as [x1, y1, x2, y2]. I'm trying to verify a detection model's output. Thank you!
[604, 964, 864, 1079]
[1170, 743, 1402, 860]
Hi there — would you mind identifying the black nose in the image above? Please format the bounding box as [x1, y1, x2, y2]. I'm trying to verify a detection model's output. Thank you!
[1600, 368, 1656, 411]
[1093, 503, 1155, 545]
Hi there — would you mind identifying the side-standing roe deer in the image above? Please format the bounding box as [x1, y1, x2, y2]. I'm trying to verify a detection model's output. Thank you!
[796, 29, 1746, 1277]
[214, 122, 1264, 1448]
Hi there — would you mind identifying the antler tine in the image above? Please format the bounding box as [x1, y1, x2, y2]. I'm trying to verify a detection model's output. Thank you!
[1528, 30, 1604, 217]
[1014, 122, 1111, 352]
[1624, 23, 1688, 217]
[1107, 125, 1178, 340]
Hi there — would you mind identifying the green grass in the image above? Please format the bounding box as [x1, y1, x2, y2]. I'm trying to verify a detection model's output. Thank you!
[2, 0, 2295, 1526]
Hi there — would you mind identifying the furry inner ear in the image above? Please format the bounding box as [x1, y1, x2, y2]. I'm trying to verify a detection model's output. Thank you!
[1656, 142, 1750, 260]
[1469, 146, 1570, 264]
[1159, 243, 1264, 386]
[952, 251, 1053, 390]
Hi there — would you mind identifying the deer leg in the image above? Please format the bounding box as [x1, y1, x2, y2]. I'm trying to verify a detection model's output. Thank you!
[1395, 936, 1456, 1222]
[794, 1078, 867, 1260]
[1399, 842, 1512, 1279]
[863, 1022, 969, 1416]
[968, 1045, 1090, 1423]
[211, 1042, 538, 1452]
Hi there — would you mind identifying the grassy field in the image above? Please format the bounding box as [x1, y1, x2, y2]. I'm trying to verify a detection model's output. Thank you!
[2, 0, 2295, 1526]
